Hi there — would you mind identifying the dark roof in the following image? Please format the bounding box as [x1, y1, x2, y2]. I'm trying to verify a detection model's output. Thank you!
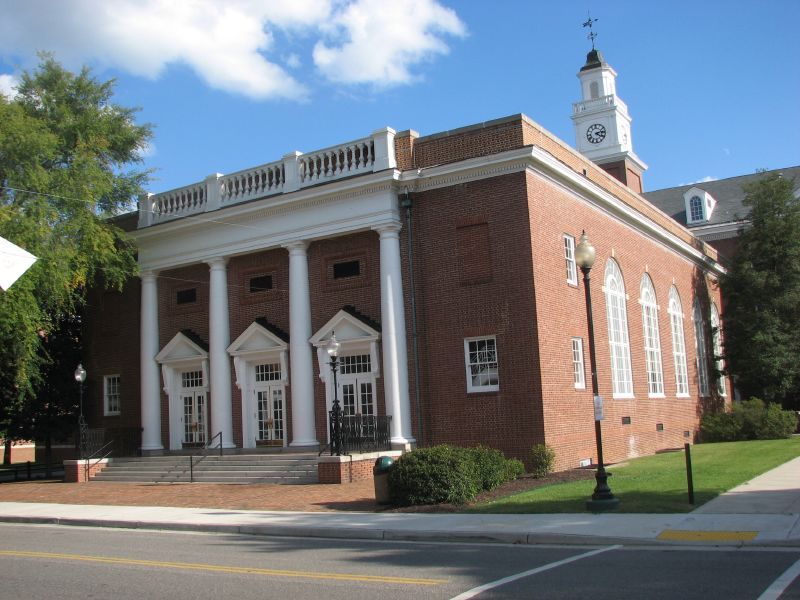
[254, 317, 289, 342]
[180, 329, 209, 352]
[643, 166, 800, 228]
[342, 305, 381, 332]
[580, 48, 608, 72]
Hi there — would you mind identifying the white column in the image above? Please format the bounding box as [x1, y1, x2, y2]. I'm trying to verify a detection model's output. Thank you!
[140, 270, 163, 452]
[285, 241, 318, 447]
[206, 257, 235, 448]
[374, 223, 415, 446]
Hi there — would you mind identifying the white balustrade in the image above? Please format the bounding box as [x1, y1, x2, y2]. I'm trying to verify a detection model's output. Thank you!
[151, 182, 206, 223]
[297, 138, 375, 186]
[220, 161, 285, 205]
[140, 130, 395, 227]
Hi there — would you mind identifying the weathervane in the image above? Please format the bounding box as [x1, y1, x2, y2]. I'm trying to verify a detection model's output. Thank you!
[582, 13, 598, 49]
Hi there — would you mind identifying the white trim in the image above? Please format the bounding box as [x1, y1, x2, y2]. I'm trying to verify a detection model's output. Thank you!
[564, 233, 578, 286]
[103, 374, 121, 416]
[571, 337, 586, 390]
[464, 335, 500, 393]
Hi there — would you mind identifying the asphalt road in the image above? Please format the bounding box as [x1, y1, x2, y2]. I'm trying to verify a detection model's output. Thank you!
[1, 523, 799, 599]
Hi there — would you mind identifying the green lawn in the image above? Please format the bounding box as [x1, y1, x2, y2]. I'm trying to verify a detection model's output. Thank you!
[468, 437, 800, 514]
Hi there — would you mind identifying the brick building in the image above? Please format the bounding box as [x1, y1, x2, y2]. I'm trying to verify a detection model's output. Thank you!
[82, 48, 731, 471]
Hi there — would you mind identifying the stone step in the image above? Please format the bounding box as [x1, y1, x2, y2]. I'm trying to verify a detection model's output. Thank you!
[91, 474, 318, 484]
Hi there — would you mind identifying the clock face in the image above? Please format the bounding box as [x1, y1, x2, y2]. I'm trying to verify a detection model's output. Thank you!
[586, 123, 607, 144]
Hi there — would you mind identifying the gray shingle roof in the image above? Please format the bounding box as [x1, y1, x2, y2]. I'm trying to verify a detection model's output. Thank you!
[643, 166, 800, 228]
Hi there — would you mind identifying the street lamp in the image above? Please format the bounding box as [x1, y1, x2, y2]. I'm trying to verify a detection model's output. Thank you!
[74, 363, 88, 459]
[326, 333, 344, 456]
[575, 231, 619, 511]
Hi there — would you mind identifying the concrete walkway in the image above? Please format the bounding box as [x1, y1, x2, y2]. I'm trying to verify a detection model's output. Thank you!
[0, 457, 797, 547]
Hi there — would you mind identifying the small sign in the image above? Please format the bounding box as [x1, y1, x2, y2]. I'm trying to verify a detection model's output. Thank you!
[593, 395, 604, 421]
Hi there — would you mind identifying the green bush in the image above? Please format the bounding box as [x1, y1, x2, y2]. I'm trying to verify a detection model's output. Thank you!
[701, 398, 797, 442]
[529, 443, 555, 478]
[468, 446, 510, 491]
[387, 444, 524, 506]
[388, 445, 480, 506]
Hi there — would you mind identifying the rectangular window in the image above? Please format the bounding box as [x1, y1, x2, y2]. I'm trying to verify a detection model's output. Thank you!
[255, 363, 281, 382]
[571, 338, 586, 389]
[103, 375, 121, 416]
[176, 288, 197, 305]
[333, 260, 361, 279]
[339, 354, 372, 374]
[564, 234, 577, 285]
[182, 370, 203, 388]
[249, 275, 273, 293]
[464, 336, 499, 393]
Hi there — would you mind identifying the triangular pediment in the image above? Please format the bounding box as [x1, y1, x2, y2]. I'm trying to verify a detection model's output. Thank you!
[228, 319, 289, 356]
[310, 307, 380, 348]
[155, 330, 208, 364]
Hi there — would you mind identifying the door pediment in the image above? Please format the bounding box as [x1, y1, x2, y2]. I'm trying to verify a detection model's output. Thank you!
[227, 318, 289, 357]
[155, 330, 209, 364]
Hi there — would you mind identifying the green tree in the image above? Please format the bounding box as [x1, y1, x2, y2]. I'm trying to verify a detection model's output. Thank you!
[719, 172, 800, 410]
[0, 55, 152, 455]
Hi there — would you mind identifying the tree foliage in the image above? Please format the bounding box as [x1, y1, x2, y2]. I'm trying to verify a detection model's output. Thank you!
[0, 55, 152, 446]
[719, 172, 800, 409]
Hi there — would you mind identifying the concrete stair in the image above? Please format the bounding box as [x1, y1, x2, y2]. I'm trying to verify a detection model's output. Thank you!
[91, 453, 319, 484]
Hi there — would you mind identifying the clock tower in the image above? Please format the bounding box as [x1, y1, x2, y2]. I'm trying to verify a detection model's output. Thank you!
[571, 48, 647, 193]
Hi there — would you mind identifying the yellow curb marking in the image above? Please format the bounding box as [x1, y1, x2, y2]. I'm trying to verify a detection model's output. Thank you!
[657, 530, 758, 542]
[0, 550, 445, 586]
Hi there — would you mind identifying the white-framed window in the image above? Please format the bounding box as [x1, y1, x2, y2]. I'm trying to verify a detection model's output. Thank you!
[103, 375, 121, 416]
[668, 287, 690, 396]
[604, 259, 634, 397]
[571, 337, 586, 389]
[640, 274, 664, 396]
[689, 196, 704, 222]
[710, 303, 726, 396]
[564, 234, 578, 285]
[693, 299, 710, 397]
[464, 336, 499, 393]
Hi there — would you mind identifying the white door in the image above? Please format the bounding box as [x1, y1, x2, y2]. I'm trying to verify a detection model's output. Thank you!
[182, 391, 207, 446]
[255, 386, 285, 446]
[339, 378, 375, 417]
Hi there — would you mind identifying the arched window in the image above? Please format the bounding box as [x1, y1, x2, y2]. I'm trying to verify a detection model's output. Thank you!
[604, 259, 633, 397]
[693, 298, 710, 397]
[640, 275, 664, 396]
[668, 287, 689, 396]
[710, 303, 726, 396]
[689, 196, 704, 222]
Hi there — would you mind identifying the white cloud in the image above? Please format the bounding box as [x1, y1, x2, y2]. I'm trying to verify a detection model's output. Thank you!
[0, 0, 465, 100]
[0, 74, 18, 99]
[695, 175, 718, 183]
[137, 141, 157, 159]
[313, 0, 466, 86]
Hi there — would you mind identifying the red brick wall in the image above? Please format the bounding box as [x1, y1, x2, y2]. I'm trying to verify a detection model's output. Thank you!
[318, 458, 375, 483]
[410, 173, 545, 463]
[526, 171, 730, 470]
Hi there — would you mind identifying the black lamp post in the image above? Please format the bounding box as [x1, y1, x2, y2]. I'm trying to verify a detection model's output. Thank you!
[74, 363, 88, 459]
[327, 333, 344, 456]
[575, 232, 619, 511]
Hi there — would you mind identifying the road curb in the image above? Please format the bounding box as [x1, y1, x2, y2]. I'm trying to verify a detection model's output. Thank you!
[3, 514, 797, 548]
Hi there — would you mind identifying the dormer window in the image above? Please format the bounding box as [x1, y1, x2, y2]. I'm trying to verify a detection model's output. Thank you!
[683, 187, 717, 225]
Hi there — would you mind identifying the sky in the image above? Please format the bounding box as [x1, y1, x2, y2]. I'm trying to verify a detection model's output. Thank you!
[0, 0, 797, 196]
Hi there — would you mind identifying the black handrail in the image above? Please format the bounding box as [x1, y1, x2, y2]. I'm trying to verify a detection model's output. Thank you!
[189, 431, 222, 482]
[84, 440, 114, 482]
[319, 415, 392, 455]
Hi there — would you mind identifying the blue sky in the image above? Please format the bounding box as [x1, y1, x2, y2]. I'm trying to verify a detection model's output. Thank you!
[1, 1, 797, 195]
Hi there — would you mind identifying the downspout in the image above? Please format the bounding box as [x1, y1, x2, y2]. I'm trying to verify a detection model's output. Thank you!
[401, 187, 424, 446]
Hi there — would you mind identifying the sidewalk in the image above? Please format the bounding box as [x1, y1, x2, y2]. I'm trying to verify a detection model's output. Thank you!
[0, 457, 797, 547]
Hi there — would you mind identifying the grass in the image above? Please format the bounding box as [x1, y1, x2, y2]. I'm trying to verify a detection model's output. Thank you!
[468, 437, 800, 514]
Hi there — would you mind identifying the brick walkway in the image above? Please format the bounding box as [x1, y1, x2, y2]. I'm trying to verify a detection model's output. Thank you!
[0, 480, 379, 512]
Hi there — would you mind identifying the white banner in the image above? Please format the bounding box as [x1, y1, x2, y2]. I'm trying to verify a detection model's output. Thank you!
[0, 236, 37, 291]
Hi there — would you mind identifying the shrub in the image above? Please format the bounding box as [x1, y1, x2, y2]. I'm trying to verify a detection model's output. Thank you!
[701, 398, 797, 442]
[387, 444, 525, 506]
[388, 445, 479, 506]
[529, 443, 555, 478]
[467, 445, 510, 491]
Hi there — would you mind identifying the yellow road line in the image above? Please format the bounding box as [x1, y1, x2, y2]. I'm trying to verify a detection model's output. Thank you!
[657, 530, 758, 542]
[0, 550, 445, 586]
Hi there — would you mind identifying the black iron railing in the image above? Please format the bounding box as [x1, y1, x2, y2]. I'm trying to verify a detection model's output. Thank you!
[75, 427, 142, 459]
[189, 431, 223, 482]
[324, 414, 392, 455]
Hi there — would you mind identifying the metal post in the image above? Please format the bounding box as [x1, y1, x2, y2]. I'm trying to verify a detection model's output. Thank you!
[78, 379, 88, 460]
[684, 443, 695, 504]
[330, 354, 343, 456]
[581, 262, 619, 511]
